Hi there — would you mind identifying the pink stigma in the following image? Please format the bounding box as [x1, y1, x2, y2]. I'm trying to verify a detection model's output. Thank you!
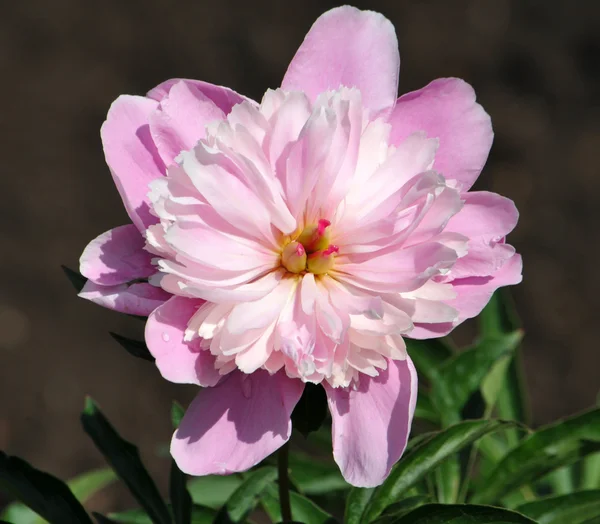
[323, 245, 339, 256]
[317, 219, 331, 236]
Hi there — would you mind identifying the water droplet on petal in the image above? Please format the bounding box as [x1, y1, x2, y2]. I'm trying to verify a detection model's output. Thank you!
[241, 376, 252, 399]
[162, 332, 170, 342]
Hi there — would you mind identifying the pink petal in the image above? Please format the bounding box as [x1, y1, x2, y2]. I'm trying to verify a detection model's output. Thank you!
[409, 321, 456, 340]
[450, 240, 516, 280]
[281, 6, 399, 115]
[78, 281, 170, 316]
[147, 78, 249, 113]
[445, 191, 519, 279]
[150, 81, 226, 166]
[171, 370, 304, 475]
[338, 242, 457, 294]
[225, 278, 295, 335]
[448, 253, 523, 323]
[180, 146, 277, 246]
[388, 78, 493, 191]
[79, 225, 155, 286]
[145, 296, 221, 386]
[326, 357, 418, 487]
[341, 133, 438, 229]
[446, 191, 519, 239]
[101, 95, 166, 231]
[180, 269, 286, 304]
[164, 223, 278, 272]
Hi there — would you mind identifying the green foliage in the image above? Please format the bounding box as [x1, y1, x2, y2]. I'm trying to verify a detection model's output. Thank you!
[0, 452, 93, 524]
[288, 451, 349, 495]
[471, 408, 600, 504]
[388, 503, 537, 523]
[109, 333, 155, 362]
[1, 467, 117, 524]
[260, 484, 335, 524]
[187, 476, 242, 510]
[81, 397, 172, 524]
[61, 265, 87, 293]
[216, 467, 277, 522]
[362, 420, 517, 522]
[4, 289, 600, 524]
[517, 491, 600, 524]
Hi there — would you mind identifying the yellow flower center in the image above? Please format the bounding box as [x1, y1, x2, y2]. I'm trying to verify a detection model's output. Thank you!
[281, 219, 338, 275]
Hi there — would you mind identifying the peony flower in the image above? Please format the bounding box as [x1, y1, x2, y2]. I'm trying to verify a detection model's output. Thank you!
[79, 6, 521, 487]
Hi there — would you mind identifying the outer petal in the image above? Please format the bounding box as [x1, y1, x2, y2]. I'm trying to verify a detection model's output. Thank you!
[78, 280, 170, 316]
[448, 253, 523, 323]
[388, 78, 493, 190]
[410, 254, 523, 339]
[326, 357, 418, 487]
[79, 225, 155, 286]
[446, 191, 519, 239]
[145, 296, 221, 386]
[445, 191, 519, 279]
[147, 78, 249, 113]
[281, 6, 399, 114]
[101, 95, 166, 231]
[150, 81, 226, 166]
[171, 370, 304, 475]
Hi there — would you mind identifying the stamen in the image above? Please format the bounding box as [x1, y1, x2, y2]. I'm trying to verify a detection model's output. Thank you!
[281, 241, 307, 273]
[297, 219, 331, 253]
[307, 245, 339, 275]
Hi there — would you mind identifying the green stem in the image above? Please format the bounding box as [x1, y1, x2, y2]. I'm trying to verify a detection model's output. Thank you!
[278, 443, 292, 522]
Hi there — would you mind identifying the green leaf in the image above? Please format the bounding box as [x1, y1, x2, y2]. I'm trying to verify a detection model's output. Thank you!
[171, 402, 185, 430]
[390, 503, 537, 523]
[70, 468, 119, 501]
[109, 333, 155, 362]
[373, 495, 429, 523]
[517, 490, 600, 524]
[405, 338, 453, 382]
[545, 466, 575, 495]
[432, 332, 523, 425]
[481, 353, 512, 410]
[187, 476, 242, 510]
[479, 289, 520, 337]
[291, 383, 328, 437]
[435, 458, 461, 504]
[428, 333, 522, 503]
[362, 419, 516, 521]
[61, 265, 87, 293]
[479, 291, 530, 443]
[344, 487, 374, 524]
[582, 453, 600, 489]
[169, 401, 190, 524]
[0, 451, 93, 524]
[109, 506, 214, 524]
[288, 451, 348, 495]
[472, 408, 600, 504]
[219, 467, 277, 522]
[170, 460, 191, 524]
[2, 467, 117, 524]
[80, 397, 171, 524]
[0, 502, 40, 524]
[94, 514, 120, 524]
[260, 484, 334, 524]
[414, 393, 440, 425]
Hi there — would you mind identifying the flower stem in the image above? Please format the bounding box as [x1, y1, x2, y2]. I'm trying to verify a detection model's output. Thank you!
[278, 442, 292, 522]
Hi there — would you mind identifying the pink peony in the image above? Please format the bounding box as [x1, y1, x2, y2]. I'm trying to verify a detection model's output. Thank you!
[79, 6, 521, 487]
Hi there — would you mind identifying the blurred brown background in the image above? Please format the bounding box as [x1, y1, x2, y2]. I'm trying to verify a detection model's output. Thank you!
[1, 0, 599, 514]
